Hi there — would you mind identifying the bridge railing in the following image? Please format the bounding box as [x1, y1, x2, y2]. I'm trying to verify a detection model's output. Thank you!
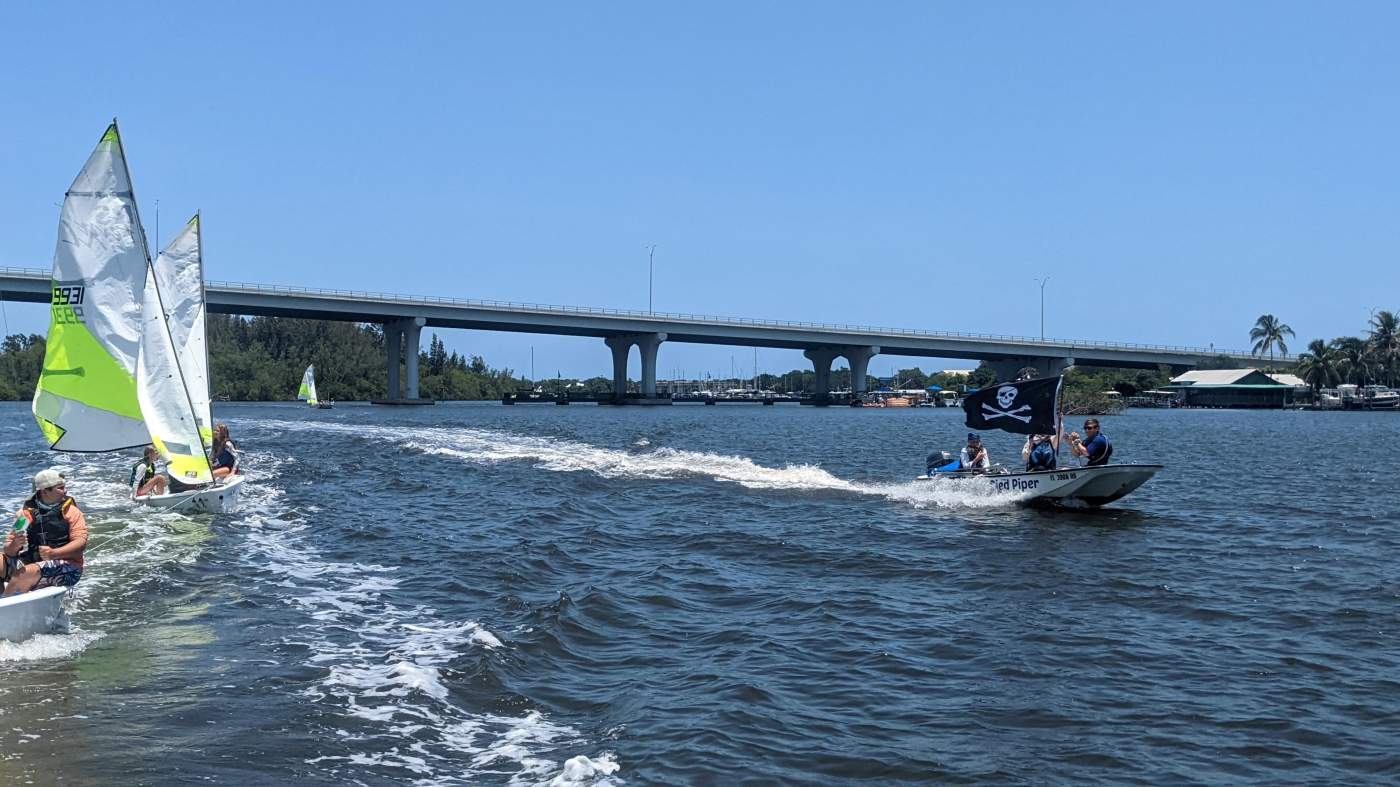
[0, 265, 1276, 358]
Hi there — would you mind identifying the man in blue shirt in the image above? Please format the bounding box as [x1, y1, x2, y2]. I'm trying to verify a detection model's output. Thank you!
[1069, 418, 1113, 466]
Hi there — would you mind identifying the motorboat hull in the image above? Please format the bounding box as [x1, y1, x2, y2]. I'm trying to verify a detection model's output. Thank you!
[0, 586, 67, 642]
[134, 474, 246, 514]
[915, 464, 1164, 507]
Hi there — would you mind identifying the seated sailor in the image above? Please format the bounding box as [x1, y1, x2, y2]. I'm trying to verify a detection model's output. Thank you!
[959, 433, 990, 471]
[3, 468, 87, 596]
[1068, 419, 1113, 467]
[211, 424, 239, 481]
[1022, 434, 1058, 471]
[130, 446, 167, 498]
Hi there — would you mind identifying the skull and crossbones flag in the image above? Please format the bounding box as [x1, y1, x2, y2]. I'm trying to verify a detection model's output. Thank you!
[962, 376, 1062, 435]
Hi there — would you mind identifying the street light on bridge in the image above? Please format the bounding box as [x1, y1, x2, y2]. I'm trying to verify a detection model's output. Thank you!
[1034, 277, 1050, 340]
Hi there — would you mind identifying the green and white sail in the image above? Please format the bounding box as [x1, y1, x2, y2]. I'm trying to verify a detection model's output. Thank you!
[32, 122, 152, 451]
[136, 246, 213, 485]
[298, 364, 318, 405]
[152, 214, 213, 449]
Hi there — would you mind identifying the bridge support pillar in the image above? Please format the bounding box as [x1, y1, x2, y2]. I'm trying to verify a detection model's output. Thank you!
[842, 346, 880, 395]
[637, 333, 666, 398]
[403, 317, 425, 400]
[987, 356, 1075, 383]
[386, 323, 403, 399]
[804, 347, 841, 402]
[604, 333, 668, 400]
[604, 336, 631, 399]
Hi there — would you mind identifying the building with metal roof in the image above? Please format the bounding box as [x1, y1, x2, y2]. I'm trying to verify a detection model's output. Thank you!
[1164, 369, 1293, 408]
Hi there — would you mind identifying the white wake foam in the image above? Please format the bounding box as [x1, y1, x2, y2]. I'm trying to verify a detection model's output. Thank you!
[260, 419, 1028, 509]
[231, 447, 617, 786]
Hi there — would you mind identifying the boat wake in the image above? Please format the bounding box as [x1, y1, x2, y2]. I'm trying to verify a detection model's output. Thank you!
[232, 451, 620, 786]
[261, 420, 1031, 510]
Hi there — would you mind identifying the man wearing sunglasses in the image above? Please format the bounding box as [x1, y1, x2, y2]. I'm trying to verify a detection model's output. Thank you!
[2, 467, 87, 596]
[1068, 419, 1114, 467]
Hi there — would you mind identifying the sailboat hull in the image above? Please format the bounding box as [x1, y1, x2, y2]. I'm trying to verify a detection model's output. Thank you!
[915, 464, 1164, 507]
[135, 474, 246, 514]
[0, 586, 67, 642]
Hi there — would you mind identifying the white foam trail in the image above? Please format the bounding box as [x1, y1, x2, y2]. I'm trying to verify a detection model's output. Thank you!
[230, 447, 615, 786]
[259, 419, 1028, 510]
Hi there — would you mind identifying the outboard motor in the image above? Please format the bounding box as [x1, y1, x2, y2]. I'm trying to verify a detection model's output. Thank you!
[926, 450, 958, 474]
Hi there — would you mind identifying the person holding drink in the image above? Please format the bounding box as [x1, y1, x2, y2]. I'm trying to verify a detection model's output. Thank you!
[2, 468, 87, 596]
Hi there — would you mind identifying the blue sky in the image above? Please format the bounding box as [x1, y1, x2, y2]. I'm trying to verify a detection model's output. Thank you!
[2, 3, 1396, 381]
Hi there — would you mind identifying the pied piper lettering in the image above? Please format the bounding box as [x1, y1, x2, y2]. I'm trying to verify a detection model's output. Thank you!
[990, 477, 1039, 493]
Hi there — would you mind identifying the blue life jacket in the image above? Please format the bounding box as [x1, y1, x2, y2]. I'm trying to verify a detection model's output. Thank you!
[1027, 441, 1055, 471]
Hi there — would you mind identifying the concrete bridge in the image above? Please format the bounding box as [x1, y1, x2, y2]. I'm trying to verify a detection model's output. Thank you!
[0, 266, 1283, 403]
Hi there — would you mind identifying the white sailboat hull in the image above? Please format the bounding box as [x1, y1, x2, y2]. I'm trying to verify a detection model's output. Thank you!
[0, 586, 67, 642]
[134, 474, 246, 514]
[916, 464, 1164, 507]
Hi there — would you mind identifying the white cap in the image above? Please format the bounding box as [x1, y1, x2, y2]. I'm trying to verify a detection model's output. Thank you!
[32, 467, 66, 491]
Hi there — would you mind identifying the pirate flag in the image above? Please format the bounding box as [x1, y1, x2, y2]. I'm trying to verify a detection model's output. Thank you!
[962, 376, 1062, 436]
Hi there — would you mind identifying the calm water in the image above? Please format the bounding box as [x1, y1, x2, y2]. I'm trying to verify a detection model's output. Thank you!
[0, 401, 1396, 785]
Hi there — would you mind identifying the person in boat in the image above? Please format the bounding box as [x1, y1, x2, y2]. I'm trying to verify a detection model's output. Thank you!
[959, 433, 990, 471]
[211, 424, 240, 481]
[1068, 418, 1113, 466]
[1, 468, 87, 596]
[130, 446, 168, 498]
[1022, 433, 1059, 472]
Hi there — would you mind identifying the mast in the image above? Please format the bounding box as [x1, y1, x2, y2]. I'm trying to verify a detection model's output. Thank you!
[196, 212, 213, 441]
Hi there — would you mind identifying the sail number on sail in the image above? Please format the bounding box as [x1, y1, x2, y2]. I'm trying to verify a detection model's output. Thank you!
[51, 284, 86, 324]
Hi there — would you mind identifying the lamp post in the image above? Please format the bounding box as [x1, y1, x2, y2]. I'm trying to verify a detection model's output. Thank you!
[1034, 277, 1049, 340]
[647, 244, 657, 314]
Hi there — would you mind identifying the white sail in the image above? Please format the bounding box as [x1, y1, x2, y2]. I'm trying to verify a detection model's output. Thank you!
[152, 214, 212, 448]
[136, 251, 213, 486]
[32, 122, 152, 451]
[298, 365, 318, 405]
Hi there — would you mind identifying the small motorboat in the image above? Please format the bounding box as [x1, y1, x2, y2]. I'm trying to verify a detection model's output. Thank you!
[916, 463, 1163, 507]
[134, 475, 246, 514]
[0, 586, 67, 643]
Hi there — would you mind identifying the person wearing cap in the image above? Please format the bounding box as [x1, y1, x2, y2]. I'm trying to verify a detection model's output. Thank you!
[2, 468, 88, 596]
[959, 433, 990, 471]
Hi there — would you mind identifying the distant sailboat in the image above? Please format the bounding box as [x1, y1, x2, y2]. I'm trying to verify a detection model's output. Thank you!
[299, 364, 333, 408]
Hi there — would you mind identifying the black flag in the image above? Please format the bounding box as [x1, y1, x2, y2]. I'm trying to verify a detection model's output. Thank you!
[962, 376, 1062, 436]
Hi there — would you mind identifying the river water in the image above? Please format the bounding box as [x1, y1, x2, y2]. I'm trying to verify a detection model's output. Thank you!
[0, 401, 1395, 785]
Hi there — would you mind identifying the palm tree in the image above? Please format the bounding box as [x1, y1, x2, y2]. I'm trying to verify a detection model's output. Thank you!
[1250, 314, 1295, 366]
[1295, 339, 1340, 396]
[1367, 310, 1399, 386]
[1332, 336, 1372, 385]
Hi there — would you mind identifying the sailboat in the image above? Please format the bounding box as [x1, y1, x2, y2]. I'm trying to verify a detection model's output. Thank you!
[299, 364, 333, 408]
[132, 214, 245, 513]
[915, 376, 1162, 507]
[15, 122, 146, 640]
